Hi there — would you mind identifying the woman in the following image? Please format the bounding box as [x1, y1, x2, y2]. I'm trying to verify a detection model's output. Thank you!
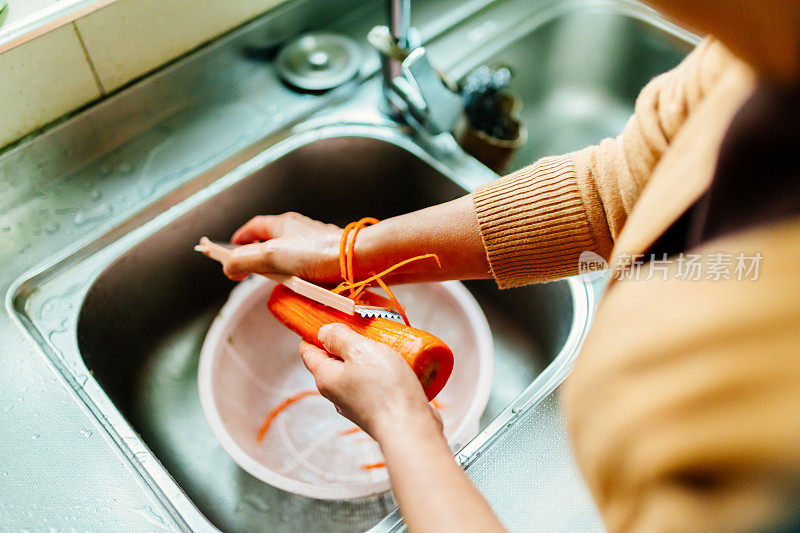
[216, 1, 800, 531]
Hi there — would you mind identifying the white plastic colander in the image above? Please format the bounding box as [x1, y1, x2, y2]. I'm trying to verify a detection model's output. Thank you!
[198, 276, 493, 500]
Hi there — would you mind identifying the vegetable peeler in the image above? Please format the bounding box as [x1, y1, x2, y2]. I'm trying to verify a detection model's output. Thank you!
[194, 237, 404, 321]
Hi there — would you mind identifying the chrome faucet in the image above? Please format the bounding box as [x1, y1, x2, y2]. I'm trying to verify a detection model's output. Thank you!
[368, 0, 463, 136]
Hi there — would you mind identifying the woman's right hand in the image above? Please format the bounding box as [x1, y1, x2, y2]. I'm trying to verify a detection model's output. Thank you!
[223, 212, 343, 282]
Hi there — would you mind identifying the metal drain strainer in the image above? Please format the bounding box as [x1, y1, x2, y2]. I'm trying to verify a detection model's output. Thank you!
[275, 32, 362, 91]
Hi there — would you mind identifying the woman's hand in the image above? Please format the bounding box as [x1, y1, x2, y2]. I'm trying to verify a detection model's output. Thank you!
[303, 323, 506, 533]
[300, 323, 441, 442]
[223, 212, 343, 282]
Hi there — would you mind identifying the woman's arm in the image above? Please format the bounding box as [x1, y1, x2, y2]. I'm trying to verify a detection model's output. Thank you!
[218, 41, 732, 288]
[377, 414, 505, 533]
[472, 38, 737, 287]
[221, 195, 490, 284]
[300, 324, 506, 533]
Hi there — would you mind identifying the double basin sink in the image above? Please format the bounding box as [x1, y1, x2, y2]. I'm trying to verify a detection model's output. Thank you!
[11, 1, 691, 531]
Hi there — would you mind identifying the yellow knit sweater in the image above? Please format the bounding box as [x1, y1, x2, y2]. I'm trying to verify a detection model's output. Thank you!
[473, 37, 800, 533]
[473, 38, 736, 285]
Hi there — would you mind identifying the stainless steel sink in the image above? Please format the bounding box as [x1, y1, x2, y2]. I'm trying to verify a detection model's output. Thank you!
[5, 0, 694, 531]
[11, 124, 590, 531]
[72, 134, 581, 532]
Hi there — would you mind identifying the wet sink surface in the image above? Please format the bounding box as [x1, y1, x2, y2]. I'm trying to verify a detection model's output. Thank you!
[75, 137, 575, 531]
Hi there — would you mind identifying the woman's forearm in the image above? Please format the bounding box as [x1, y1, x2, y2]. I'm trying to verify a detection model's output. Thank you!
[375, 415, 506, 533]
[357, 194, 491, 283]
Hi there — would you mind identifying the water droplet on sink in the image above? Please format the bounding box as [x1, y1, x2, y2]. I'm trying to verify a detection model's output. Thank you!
[74, 204, 112, 226]
[90, 189, 102, 201]
[32, 434, 40, 440]
[134, 505, 167, 528]
[118, 163, 135, 175]
[48, 329, 70, 346]
[99, 164, 113, 176]
[44, 222, 60, 234]
[244, 493, 270, 513]
[80, 429, 93, 437]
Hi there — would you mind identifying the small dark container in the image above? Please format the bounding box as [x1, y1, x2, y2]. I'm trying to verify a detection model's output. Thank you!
[456, 92, 526, 173]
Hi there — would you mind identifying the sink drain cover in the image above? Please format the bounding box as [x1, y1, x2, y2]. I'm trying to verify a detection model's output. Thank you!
[275, 32, 361, 91]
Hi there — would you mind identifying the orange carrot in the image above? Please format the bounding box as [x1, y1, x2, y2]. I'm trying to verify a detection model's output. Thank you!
[266, 215, 452, 448]
[256, 390, 319, 442]
[361, 462, 386, 470]
[268, 284, 453, 400]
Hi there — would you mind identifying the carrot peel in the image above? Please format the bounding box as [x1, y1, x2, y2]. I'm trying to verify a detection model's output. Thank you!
[256, 390, 319, 442]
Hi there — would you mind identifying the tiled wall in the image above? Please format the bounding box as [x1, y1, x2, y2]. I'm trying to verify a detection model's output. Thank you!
[0, 0, 287, 150]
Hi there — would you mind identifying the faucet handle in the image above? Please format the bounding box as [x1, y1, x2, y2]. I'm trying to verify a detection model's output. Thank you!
[400, 48, 463, 134]
[368, 25, 463, 135]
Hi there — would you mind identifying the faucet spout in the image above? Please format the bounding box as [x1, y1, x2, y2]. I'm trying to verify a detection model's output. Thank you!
[385, 0, 410, 49]
[369, 0, 463, 136]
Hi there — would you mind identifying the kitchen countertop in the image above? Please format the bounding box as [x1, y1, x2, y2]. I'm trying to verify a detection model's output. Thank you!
[0, 0, 612, 529]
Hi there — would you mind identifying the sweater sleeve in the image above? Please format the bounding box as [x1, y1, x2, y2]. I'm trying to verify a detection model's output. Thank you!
[473, 38, 734, 288]
[562, 221, 800, 533]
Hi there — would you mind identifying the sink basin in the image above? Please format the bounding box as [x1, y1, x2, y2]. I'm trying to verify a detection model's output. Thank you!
[70, 135, 580, 531]
[449, 1, 692, 172]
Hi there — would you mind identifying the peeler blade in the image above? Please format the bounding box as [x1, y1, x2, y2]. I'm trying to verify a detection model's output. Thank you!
[354, 307, 404, 321]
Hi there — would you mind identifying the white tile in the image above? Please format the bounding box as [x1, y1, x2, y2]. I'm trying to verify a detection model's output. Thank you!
[0, 22, 101, 149]
[76, 0, 287, 92]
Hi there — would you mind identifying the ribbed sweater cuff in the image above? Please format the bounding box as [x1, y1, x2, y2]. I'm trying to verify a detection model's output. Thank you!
[473, 155, 596, 288]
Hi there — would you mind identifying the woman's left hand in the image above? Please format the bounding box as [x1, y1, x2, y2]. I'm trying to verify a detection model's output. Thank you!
[300, 323, 442, 442]
[304, 324, 506, 533]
